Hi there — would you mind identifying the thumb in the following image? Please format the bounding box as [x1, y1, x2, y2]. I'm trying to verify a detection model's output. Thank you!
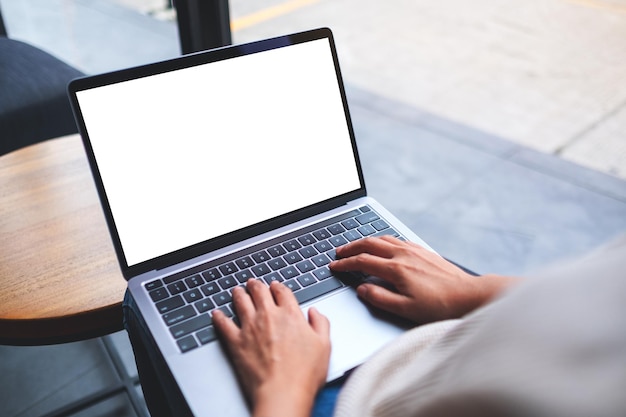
[357, 284, 413, 319]
[308, 307, 330, 338]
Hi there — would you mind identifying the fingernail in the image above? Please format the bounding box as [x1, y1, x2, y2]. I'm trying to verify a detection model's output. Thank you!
[356, 284, 368, 298]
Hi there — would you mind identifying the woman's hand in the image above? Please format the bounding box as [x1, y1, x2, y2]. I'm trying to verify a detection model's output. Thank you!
[330, 236, 516, 324]
[213, 279, 331, 417]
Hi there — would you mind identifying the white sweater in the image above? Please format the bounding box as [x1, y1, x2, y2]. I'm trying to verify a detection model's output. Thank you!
[335, 238, 626, 417]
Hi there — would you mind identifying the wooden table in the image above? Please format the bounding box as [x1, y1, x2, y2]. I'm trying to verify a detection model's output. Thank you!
[0, 135, 127, 345]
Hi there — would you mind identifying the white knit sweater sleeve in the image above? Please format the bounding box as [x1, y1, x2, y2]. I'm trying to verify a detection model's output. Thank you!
[334, 237, 626, 417]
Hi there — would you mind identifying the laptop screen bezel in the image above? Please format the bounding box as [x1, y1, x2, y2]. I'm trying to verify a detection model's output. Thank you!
[68, 27, 367, 280]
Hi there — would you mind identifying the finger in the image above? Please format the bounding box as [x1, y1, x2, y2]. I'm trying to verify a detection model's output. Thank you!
[246, 278, 275, 310]
[308, 307, 330, 338]
[269, 281, 299, 309]
[356, 284, 414, 319]
[213, 309, 240, 343]
[230, 285, 255, 322]
[335, 236, 399, 259]
[330, 253, 400, 283]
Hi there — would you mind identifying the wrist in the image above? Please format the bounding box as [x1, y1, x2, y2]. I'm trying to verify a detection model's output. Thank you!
[474, 274, 519, 305]
[252, 380, 318, 417]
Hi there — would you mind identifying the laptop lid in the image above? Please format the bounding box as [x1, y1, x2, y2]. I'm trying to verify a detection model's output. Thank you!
[68, 28, 367, 280]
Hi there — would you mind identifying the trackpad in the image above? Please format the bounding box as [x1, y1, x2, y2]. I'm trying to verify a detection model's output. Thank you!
[304, 287, 412, 381]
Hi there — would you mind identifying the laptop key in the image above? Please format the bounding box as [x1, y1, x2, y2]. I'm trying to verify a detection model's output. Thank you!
[213, 291, 233, 306]
[280, 265, 299, 280]
[167, 281, 187, 295]
[196, 327, 216, 345]
[283, 239, 302, 251]
[311, 254, 330, 267]
[343, 230, 361, 242]
[295, 260, 315, 273]
[267, 245, 286, 257]
[234, 269, 254, 283]
[252, 250, 270, 263]
[373, 228, 399, 238]
[200, 282, 220, 297]
[236, 256, 254, 269]
[184, 274, 204, 288]
[356, 212, 379, 225]
[219, 262, 237, 275]
[149, 287, 169, 302]
[297, 273, 317, 287]
[298, 246, 318, 258]
[283, 279, 301, 292]
[202, 268, 221, 281]
[314, 240, 333, 253]
[313, 229, 331, 240]
[218, 276, 237, 289]
[177, 335, 198, 353]
[145, 279, 163, 291]
[341, 218, 359, 230]
[313, 267, 333, 280]
[170, 313, 212, 339]
[284, 252, 303, 265]
[371, 219, 390, 231]
[183, 288, 202, 303]
[294, 277, 344, 305]
[328, 224, 346, 235]
[263, 272, 283, 285]
[329, 235, 348, 247]
[194, 298, 215, 313]
[251, 263, 271, 276]
[298, 234, 316, 246]
[156, 295, 184, 314]
[357, 224, 376, 236]
[163, 305, 196, 326]
[267, 258, 287, 271]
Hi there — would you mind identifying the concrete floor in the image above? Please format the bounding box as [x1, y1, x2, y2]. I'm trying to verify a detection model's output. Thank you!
[1, 0, 625, 416]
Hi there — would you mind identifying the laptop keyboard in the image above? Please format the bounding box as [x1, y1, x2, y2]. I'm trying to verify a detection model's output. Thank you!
[144, 205, 402, 353]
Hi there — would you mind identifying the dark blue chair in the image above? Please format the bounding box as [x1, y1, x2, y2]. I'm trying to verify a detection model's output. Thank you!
[0, 6, 83, 156]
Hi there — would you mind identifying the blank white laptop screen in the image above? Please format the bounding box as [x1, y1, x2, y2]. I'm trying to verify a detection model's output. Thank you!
[76, 38, 361, 267]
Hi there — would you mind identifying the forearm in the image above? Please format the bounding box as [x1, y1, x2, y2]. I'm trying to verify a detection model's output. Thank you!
[253, 382, 316, 417]
[471, 274, 520, 307]
[420, 272, 520, 321]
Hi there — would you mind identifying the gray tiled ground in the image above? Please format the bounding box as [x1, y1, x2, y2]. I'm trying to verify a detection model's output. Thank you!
[1, 0, 626, 416]
[0, 339, 119, 417]
[348, 86, 626, 275]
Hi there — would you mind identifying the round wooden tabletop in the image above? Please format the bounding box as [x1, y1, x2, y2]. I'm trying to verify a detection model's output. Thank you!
[0, 135, 127, 345]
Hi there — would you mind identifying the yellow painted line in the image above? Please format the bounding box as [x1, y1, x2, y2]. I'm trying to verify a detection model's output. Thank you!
[231, 0, 322, 32]
[564, 0, 626, 15]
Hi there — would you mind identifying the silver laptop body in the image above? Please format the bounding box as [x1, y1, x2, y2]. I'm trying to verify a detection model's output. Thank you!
[69, 28, 433, 416]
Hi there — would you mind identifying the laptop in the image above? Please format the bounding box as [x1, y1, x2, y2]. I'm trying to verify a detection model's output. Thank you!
[68, 27, 434, 416]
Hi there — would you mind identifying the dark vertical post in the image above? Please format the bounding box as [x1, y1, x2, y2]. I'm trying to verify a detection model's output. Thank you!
[173, 0, 232, 55]
[0, 5, 8, 37]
